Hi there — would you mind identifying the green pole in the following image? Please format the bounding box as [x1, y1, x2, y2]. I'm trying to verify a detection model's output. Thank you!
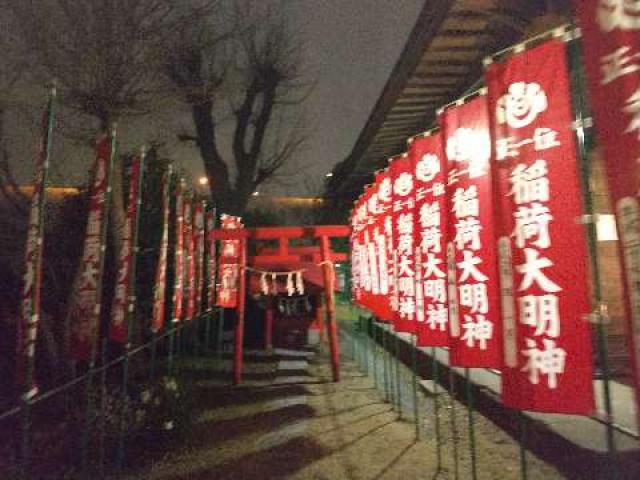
[81, 126, 117, 473]
[449, 368, 459, 480]
[98, 339, 107, 477]
[217, 308, 225, 360]
[150, 331, 158, 382]
[382, 324, 390, 402]
[116, 147, 146, 471]
[395, 333, 402, 418]
[432, 347, 442, 474]
[412, 334, 420, 439]
[18, 85, 56, 480]
[465, 368, 477, 480]
[568, 36, 619, 479]
[371, 318, 378, 390]
[518, 411, 528, 480]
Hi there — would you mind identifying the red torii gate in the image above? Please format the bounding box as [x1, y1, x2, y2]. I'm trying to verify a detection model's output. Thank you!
[210, 225, 350, 385]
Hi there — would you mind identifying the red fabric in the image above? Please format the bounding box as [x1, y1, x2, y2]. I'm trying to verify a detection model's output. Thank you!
[69, 136, 111, 360]
[374, 169, 395, 322]
[486, 39, 594, 414]
[151, 171, 170, 332]
[109, 156, 142, 342]
[216, 215, 242, 307]
[390, 154, 417, 333]
[411, 132, 450, 346]
[574, 0, 640, 414]
[440, 94, 503, 367]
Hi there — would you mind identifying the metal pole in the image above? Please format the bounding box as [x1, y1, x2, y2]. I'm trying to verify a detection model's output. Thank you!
[569, 37, 619, 479]
[18, 85, 56, 480]
[449, 368, 459, 480]
[382, 325, 390, 402]
[116, 149, 145, 471]
[465, 368, 477, 480]
[412, 334, 420, 439]
[81, 127, 117, 473]
[518, 411, 528, 480]
[98, 339, 107, 477]
[394, 333, 402, 418]
[205, 310, 212, 353]
[371, 318, 378, 390]
[217, 308, 225, 360]
[150, 332, 157, 382]
[168, 323, 175, 376]
[233, 237, 247, 385]
[432, 347, 442, 474]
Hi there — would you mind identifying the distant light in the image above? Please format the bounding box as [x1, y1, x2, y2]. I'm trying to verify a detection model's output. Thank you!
[199, 176, 209, 185]
[325, 172, 334, 178]
[252, 191, 260, 196]
[597, 214, 618, 241]
[335, 263, 342, 268]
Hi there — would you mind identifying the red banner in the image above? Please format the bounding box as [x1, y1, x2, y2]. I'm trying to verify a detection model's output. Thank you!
[184, 196, 195, 320]
[351, 194, 367, 308]
[574, 0, 640, 412]
[109, 156, 142, 342]
[172, 182, 185, 322]
[410, 131, 449, 347]
[151, 169, 171, 333]
[17, 93, 55, 386]
[374, 169, 395, 322]
[390, 154, 417, 333]
[486, 39, 594, 414]
[440, 94, 502, 367]
[206, 209, 217, 310]
[69, 136, 112, 360]
[194, 201, 205, 314]
[216, 215, 242, 308]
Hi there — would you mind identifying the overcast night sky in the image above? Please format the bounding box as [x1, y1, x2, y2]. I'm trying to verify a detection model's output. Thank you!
[7, 1, 425, 196]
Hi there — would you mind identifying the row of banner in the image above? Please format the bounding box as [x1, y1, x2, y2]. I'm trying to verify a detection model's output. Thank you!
[350, 32, 595, 414]
[17, 115, 241, 386]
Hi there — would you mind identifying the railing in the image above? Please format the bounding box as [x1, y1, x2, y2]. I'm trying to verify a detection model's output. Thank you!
[0, 309, 226, 480]
[341, 310, 640, 480]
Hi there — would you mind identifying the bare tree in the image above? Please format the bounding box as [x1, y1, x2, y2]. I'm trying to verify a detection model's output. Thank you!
[166, 2, 309, 215]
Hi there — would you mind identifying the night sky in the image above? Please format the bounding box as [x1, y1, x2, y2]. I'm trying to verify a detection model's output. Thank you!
[7, 1, 425, 196]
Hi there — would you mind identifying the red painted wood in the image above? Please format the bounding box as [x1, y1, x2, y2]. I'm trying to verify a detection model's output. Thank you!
[211, 225, 350, 241]
[320, 235, 340, 382]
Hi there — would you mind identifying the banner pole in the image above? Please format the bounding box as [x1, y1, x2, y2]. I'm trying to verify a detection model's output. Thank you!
[371, 318, 378, 390]
[382, 324, 390, 402]
[394, 332, 402, 418]
[465, 368, 477, 480]
[18, 85, 56, 480]
[98, 338, 107, 478]
[116, 148, 146, 471]
[518, 411, 528, 480]
[432, 347, 442, 474]
[81, 128, 116, 473]
[449, 368, 460, 480]
[568, 37, 619, 478]
[217, 308, 225, 361]
[412, 334, 420, 439]
[150, 331, 157, 382]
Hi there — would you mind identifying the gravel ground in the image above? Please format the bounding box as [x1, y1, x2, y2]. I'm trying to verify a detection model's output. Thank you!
[115, 335, 566, 480]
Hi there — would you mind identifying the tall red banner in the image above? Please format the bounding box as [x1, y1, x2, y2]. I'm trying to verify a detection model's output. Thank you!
[206, 209, 217, 310]
[17, 93, 55, 386]
[172, 182, 185, 323]
[410, 131, 449, 347]
[440, 94, 502, 367]
[194, 201, 205, 314]
[486, 39, 595, 414]
[574, 0, 640, 414]
[216, 215, 242, 308]
[184, 196, 195, 320]
[69, 136, 112, 360]
[109, 156, 142, 342]
[151, 170, 171, 333]
[374, 169, 395, 322]
[390, 154, 417, 333]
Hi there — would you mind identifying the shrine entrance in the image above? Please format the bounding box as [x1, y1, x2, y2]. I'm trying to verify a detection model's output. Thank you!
[210, 225, 350, 385]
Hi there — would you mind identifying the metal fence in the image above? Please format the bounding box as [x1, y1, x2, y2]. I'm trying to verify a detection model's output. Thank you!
[0, 308, 227, 479]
